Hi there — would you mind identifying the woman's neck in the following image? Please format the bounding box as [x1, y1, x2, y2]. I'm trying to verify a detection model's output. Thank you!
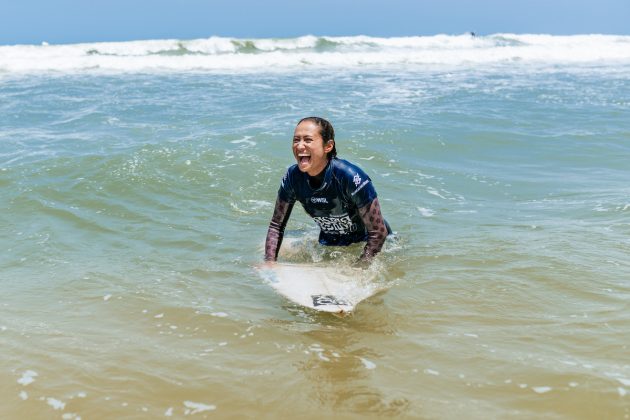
[308, 160, 329, 189]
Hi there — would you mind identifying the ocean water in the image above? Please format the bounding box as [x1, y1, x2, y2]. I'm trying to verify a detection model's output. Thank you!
[1, 34, 630, 418]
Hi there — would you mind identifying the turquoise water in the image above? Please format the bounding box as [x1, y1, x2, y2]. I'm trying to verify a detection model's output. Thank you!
[1, 35, 630, 418]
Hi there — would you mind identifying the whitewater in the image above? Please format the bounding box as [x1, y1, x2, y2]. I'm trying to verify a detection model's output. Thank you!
[2, 34, 630, 73]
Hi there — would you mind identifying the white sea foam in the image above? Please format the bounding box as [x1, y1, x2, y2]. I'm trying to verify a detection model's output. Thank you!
[2, 34, 630, 74]
[231, 136, 256, 146]
[417, 207, 435, 217]
[17, 370, 38, 386]
[426, 188, 448, 200]
[46, 397, 66, 410]
[317, 353, 330, 362]
[359, 357, 376, 369]
[183, 400, 216, 415]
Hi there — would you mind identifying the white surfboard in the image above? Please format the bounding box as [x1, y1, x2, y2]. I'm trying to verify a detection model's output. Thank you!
[257, 262, 382, 314]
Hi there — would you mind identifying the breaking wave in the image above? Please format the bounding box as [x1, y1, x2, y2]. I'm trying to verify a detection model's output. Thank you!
[2, 34, 630, 74]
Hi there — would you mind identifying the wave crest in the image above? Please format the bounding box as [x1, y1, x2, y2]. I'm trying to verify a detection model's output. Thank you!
[2, 34, 630, 74]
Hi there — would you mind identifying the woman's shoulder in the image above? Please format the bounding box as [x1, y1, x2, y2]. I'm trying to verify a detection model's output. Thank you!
[329, 158, 376, 202]
[282, 163, 300, 179]
[285, 163, 299, 172]
[330, 158, 370, 179]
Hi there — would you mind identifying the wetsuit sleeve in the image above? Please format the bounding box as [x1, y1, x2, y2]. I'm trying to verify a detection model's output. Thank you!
[357, 198, 388, 261]
[265, 167, 298, 262]
[264, 198, 294, 261]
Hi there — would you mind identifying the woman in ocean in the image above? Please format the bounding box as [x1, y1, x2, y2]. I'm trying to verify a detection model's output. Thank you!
[264, 117, 391, 265]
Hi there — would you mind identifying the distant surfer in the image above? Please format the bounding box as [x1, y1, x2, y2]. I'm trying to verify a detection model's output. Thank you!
[264, 117, 391, 266]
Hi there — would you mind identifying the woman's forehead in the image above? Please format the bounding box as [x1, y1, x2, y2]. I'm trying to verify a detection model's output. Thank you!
[294, 120, 321, 137]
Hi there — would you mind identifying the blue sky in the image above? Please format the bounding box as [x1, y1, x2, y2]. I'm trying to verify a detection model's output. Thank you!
[2, 0, 629, 45]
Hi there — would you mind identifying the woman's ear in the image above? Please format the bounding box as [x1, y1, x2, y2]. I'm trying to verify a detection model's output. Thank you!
[324, 140, 335, 153]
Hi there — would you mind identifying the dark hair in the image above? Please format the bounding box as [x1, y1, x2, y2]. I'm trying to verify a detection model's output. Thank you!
[297, 116, 337, 159]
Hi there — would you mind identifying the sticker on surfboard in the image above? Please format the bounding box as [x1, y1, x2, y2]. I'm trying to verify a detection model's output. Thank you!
[311, 295, 349, 307]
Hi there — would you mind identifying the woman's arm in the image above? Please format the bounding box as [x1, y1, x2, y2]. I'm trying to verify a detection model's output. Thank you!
[357, 198, 388, 262]
[264, 198, 294, 261]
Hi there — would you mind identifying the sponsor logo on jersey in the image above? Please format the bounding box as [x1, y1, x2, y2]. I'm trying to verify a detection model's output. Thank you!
[351, 179, 370, 196]
[312, 214, 356, 235]
[353, 173, 362, 186]
[310, 197, 328, 204]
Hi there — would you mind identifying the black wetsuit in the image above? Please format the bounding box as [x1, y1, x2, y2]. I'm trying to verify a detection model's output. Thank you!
[265, 158, 391, 262]
[279, 158, 382, 245]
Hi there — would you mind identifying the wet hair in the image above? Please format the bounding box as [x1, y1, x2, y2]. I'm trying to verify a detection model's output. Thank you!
[297, 116, 337, 159]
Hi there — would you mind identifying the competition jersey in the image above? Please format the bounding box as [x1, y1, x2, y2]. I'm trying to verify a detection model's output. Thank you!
[277, 158, 377, 245]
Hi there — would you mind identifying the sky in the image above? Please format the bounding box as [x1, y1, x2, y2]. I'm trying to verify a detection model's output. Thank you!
[1, 0, 629, 45]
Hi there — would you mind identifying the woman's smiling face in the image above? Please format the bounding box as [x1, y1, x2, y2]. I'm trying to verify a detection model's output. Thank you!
[292, 120, 334, 176]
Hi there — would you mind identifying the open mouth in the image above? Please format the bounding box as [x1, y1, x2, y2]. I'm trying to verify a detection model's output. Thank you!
[298, 155, 311, 165]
